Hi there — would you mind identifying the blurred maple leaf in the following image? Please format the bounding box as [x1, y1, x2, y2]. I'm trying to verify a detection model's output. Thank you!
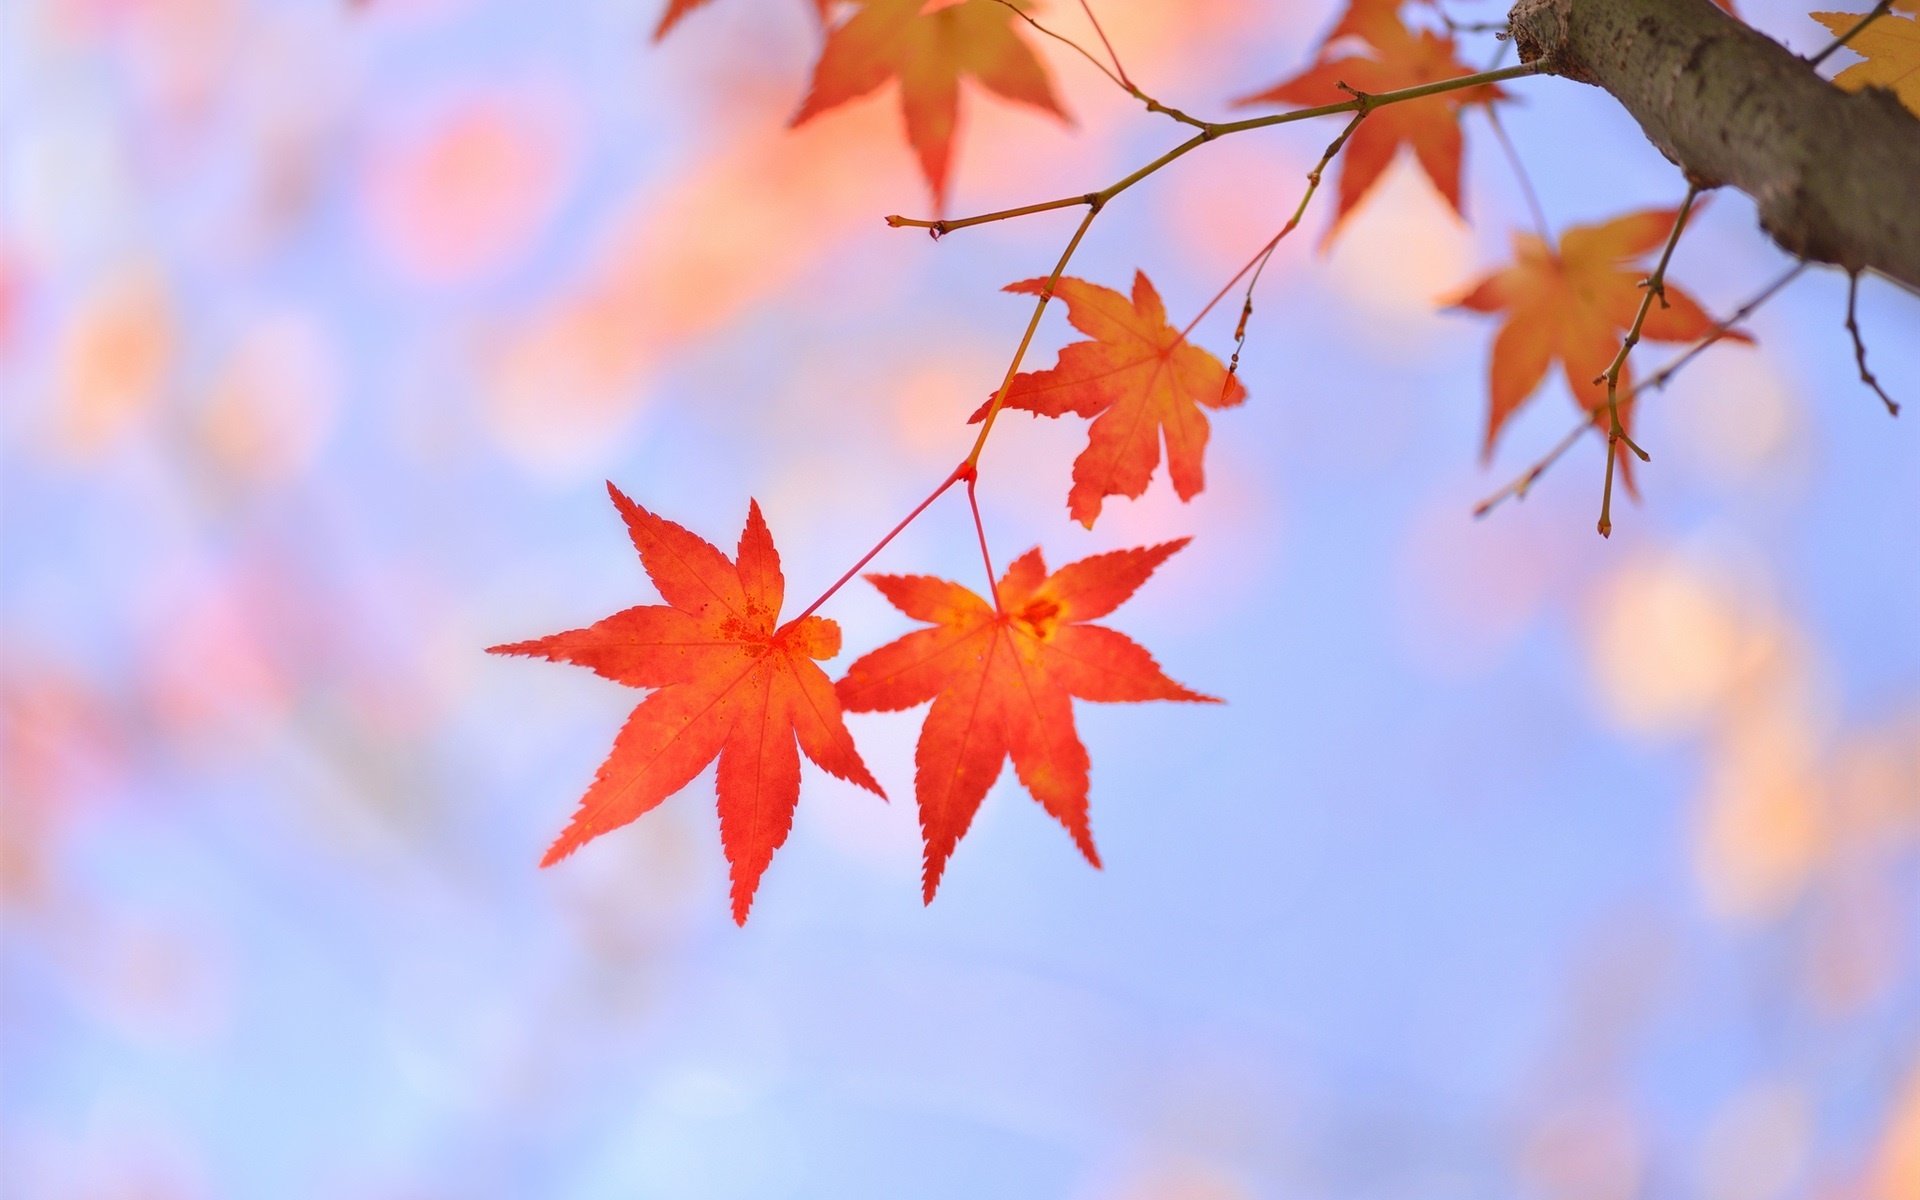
[1446, 208, 1751, 481]
[1811, 8, 1920, 117]
[970, 272, 1246, 529]
[490, 486, 883, 923]
[837, 541, 1214, 901]
[791, 0, 1067, 212]
[1233, 3, 1504, 246]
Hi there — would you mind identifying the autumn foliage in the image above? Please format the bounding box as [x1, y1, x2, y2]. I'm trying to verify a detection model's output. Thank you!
[1234, 1, 1504, 244]
[488, 0, 1912, 921]
[1448, 208, 1752, 480]
[973, 273, 1246, 529]
[490, 489, 884, 922]
[793, 0, 1067, 213]
[839, 541, 1214, 901]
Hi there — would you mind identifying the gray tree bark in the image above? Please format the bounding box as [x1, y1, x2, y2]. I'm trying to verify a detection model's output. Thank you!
[1507, 0, 1920, 291]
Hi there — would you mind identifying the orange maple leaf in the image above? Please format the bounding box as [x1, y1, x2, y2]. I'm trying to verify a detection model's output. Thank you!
[837, 540, 1215, 901]
[791, 0, 1067, 212]
[1446, 208, 1752, 477]
[1233, 6, 1504, 246]
[969, 272, 1247, 529]
[490, 485, 883, 924]
[1811, 9, 1920, 117]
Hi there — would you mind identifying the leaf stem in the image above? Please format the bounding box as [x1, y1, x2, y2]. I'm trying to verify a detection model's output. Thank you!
[1594, 184, 1699, 537]
[1174, 111, 1365, 396]
[965, 470, 1001, 612]
[1483, 103, 1549, 243]
[1077, 0, 1133, 90]
[791, 463, 969, 623]
[989, 0, 1211, 128]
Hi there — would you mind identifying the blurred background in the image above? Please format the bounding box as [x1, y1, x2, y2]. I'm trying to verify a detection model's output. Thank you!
[3, 0, 1916, 1196]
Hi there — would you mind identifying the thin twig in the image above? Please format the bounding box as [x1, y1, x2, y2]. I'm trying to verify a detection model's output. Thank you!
[1474, 261, 1809, 519]
[1638, 263, 1806, 392]
[966, 470, 1001, 611]
[886, 61, 1542, 234]
[989, 0, 1210, 127]
[990, 0, 1124, 94]
[1594, 185, 1700, 537]
[1846, 271, 1901, 415]
[1076, 0, 1132, 89]
[1484, 103, 1549, 242]
[966, 201, 1103, 467]
[1176, 111, 1366, 394]
[1810, 0, 1894, 67]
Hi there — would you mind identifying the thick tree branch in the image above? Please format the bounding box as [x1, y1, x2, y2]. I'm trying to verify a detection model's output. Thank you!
[1508, 0, 1920, 289]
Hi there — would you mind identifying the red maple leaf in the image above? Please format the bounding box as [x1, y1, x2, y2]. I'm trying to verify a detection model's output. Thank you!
[1446, 208, 1752, 482]
[970, 272, 1247, 529]
[1233, 5, 1504, 246]
[791, 0, 1067, 212]
[836, 540, 1215, 901]
[490, 485, 883, 923]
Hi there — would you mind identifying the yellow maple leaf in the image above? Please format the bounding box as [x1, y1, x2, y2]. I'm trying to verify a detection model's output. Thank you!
[1811, 9, 1920, 116]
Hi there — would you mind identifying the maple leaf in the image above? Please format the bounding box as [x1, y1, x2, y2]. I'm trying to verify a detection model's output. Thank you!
[489, 485, 883, 924]
[968, 272, 1247, 529]
[791, 0, 1067, 212]
[1233, 6, 1505, 246]
[1811, 9, 1920, 117]
[837, 540, 1215, 901]
[1446, 208, 1752, 481]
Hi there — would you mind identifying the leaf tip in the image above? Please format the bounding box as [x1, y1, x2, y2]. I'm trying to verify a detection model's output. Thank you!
[1077, 835, 1103, 871]
[921, 855, 948, 905]
[538, 835, 579, 869]
[728, 874, 760, 925]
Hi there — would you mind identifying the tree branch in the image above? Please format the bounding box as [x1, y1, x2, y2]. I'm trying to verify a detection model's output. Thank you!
[886, 62, 1542, 234]
[1508, 0, 1920, 289]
